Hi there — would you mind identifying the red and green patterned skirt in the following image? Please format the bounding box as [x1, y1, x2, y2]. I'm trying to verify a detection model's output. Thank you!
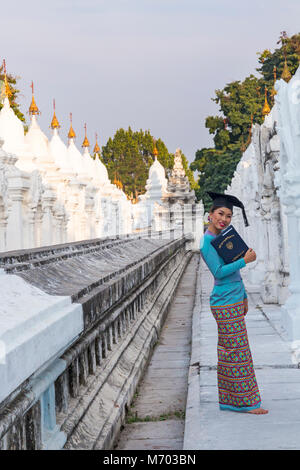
[211, 301, 261, 412]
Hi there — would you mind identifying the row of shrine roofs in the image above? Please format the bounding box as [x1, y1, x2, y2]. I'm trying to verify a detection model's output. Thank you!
[0, 55, 292, 186]
[0, 60, 167, 200]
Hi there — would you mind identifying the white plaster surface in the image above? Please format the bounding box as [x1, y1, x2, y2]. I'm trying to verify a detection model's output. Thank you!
[0, 269, 83, 403]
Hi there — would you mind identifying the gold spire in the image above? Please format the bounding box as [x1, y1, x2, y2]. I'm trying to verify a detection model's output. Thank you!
[93, 133, 100, 154]
[281, 51, 292, 82]
[82, 123, 90, 148]
[270, 66, 277, 98]
[1, 59, 12, 101]
[262, 87, 271, 116]
[240, 135, 246, 153]
[68, 112, 76, 139]
[29, 81, 40, 115]
[153, 138, 158, 157]
[51, 99, 60, 129]
[113, 171, 123, 189]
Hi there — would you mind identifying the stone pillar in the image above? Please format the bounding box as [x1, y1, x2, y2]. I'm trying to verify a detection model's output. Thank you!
[41, 188, 56, 246]
[6, 169, 30, 250]
[0, 205, 7, 251]
[277, 201, 290, 304]
[27, 204, 38, 249]
[260, 193, 279, 303]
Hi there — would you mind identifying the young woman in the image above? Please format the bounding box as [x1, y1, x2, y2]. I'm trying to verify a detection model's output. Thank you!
[200, 192, 268, 414]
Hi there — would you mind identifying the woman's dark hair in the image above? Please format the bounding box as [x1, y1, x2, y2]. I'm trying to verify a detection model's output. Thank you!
[209, 204, 233, 214]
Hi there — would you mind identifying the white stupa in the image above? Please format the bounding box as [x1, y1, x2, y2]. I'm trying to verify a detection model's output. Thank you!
[0, 97, 25, 157]
[81, 124, 98, 185]
[48, 101, 76, 180]
[24, 84, 57, 175]
[92, 134, 110, 186]
[0, 61, 25, 156]
[132, 143, 168, 229]
[25, 116, 49, 161]
[145, 147, 168, 200]
[0, 70, 39, 172]
[139, 143, 168, 204]
[66, 115, 90, 184]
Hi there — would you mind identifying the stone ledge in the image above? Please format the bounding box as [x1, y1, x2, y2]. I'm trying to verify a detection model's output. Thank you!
[62, 251, 192, 449]
[0, 234, 191, 450]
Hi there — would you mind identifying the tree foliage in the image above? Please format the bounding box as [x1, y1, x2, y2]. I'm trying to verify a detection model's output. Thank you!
[0, 64, 26, 125]
[102, 127, 198, 197]
[191, 31, 300, 212]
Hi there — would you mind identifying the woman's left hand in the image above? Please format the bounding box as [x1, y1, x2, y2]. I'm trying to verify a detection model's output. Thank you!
[243, 298, 248, 315]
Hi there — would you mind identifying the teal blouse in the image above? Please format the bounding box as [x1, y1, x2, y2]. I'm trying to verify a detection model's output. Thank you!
[200, 229, 247, 307]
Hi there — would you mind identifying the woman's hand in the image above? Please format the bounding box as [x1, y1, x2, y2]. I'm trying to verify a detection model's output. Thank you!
[243, 248, 256, 264]
[243, 298, 248, 315]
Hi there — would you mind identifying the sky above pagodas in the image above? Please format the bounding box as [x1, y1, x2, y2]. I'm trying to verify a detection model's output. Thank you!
[1, 0, 300, 163]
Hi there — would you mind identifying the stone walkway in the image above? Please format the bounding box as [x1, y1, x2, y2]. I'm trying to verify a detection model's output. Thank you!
[184, 260, 300, 450]
[114, 254, 199, 450]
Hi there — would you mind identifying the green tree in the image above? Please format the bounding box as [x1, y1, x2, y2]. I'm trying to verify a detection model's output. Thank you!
[191, 31, 300, 211]
[0, 63, 26, 125]
[102, 127, 198, 198]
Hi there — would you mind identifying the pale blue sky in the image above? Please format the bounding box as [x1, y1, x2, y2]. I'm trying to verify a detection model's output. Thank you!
[2, 1, 300, 163]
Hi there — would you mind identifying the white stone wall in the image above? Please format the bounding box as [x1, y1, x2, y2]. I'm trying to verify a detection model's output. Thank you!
[226, 103, 289, 306]
[226, 65, 300, 342]
[0, 98, 203, 252]
[0, 137, 134, 251]
[275, 67, 300, 341]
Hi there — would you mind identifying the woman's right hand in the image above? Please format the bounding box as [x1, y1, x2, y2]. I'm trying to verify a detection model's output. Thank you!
[243, 248, 256, 264]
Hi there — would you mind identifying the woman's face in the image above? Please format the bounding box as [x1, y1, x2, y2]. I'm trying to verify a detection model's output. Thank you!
[209, 206, 232, 231]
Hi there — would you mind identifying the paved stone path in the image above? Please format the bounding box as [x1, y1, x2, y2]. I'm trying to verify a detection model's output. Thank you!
[184, 261, 300, 450]
[114, 254, 199, 450]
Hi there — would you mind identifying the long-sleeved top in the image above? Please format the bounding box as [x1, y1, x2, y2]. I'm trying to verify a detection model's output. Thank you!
[200, 229, 247, 306]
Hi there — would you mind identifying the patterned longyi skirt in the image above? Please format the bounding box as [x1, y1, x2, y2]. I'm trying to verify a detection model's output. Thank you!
[210, 301, 261, 412]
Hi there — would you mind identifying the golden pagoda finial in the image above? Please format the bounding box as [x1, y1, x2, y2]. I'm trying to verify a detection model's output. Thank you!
[281, 50, 292, 82]
[262, 87, 271, 116]
[93, 132, 100, 154]
[113, 171, 123, 188]
[68, 112, 76, 139]
[153, 138, 158, 157]
[1, 59, 13, 101]
[270, 66, 277, 98]
[51, 99, 60, 129]
[29, 81, 40, 116]
[240, 135, 246, 153]
[82, 123, 90, 148]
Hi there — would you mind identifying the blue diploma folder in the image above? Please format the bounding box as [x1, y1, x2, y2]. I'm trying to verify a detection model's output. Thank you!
[210, 225, 248, 264]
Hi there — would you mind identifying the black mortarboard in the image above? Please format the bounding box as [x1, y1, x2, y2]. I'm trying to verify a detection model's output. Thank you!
[207, 191, 249, 227]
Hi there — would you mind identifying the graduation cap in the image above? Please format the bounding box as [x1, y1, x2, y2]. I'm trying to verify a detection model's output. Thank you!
[207, 191, 249, 227]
